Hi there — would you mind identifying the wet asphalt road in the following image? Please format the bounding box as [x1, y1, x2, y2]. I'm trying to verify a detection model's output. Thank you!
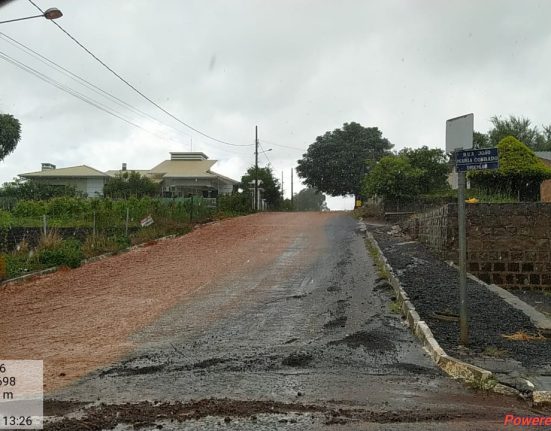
[45, 215, 539, 430]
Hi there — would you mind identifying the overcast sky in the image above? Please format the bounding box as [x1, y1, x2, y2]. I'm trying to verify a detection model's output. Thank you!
[1, 0, 551, 209]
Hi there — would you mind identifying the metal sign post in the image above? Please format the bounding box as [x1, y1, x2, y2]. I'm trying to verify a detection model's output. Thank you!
[447, 114, 500, 346]
[446, 114, 473, 346]
[456, 167, 468, 345]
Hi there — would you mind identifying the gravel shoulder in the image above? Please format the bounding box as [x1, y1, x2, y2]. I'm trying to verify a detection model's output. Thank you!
[368, 223, 551, 393]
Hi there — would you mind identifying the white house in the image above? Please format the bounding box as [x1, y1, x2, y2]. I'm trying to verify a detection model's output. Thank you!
[19, 163, 110, 196]
[149, 152, 237, 198]
[19, 153, 238, 198]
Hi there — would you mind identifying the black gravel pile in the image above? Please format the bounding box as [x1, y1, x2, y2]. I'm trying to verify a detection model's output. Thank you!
[370, 226, 550, 369]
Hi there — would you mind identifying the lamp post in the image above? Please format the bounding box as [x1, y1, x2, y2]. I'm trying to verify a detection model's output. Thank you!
[0, 7, 62, 24]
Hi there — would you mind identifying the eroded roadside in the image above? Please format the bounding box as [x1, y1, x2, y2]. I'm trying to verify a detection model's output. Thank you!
[0, 212, 335, 391]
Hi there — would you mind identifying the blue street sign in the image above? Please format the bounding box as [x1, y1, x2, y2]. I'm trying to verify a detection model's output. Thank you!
[456, 147, 499, 172]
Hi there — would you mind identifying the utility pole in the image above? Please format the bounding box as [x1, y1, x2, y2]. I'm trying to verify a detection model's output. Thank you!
[290, 167, 294, 210]
[281, 171, 284, 198]
[255, 126, 259, 211]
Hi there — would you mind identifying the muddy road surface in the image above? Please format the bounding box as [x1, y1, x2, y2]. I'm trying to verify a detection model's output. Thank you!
[1, 213, 542, 429]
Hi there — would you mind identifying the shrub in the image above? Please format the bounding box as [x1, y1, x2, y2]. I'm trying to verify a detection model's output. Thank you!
[468, 136, 551, 201]
[0, 210, 12, 227]
[12, 200, 46, 217]
[47, 197, 90, 217]
[37, 238, 83, 268]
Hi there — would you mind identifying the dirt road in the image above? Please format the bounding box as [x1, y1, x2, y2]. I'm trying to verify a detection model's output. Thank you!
[1, 213, 544, 429]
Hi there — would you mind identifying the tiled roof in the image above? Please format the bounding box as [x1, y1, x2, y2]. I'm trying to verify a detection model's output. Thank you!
[20, 165, 109, 178]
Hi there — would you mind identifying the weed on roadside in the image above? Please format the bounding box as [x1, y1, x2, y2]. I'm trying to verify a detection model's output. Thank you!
[468, 377, 498, 392]
[389, 300, 402, 314]
[501, 331, 546, 341]
[366, 239, 390, 280]
[38, 230, 62, 249]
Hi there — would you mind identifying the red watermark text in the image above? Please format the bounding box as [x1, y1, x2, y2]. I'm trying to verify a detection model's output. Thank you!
[504, 414, 551, 427]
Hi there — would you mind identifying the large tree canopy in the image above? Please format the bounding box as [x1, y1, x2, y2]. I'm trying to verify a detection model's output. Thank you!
[0, 114, 21, 162]
[296, 122, 393, 197]
[398, 146, 449, 194]
[362, 146, 449, 203]
[474, 115, 551, 151]
[362, 155, 422, 202]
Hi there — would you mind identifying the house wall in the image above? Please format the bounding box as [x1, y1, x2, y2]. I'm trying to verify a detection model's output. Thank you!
[162, 178, 233, 195]
[85, 178, 106, 197]
[402, 203, 551, 291]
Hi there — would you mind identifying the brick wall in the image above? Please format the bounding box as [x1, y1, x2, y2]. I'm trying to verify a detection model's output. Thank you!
[541, 180, 551, 202]
[403, 203, 551, 291]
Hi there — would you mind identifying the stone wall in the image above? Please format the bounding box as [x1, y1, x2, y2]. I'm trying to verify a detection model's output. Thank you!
[403, 203, 551, 291]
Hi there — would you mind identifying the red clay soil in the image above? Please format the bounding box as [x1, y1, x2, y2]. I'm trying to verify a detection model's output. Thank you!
[0, 212, 336, 392]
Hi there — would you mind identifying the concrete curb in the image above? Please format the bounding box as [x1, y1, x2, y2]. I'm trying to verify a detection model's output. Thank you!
[445, 261, 551, 336]
[362, 227, 527, 399]
[1, 233, 179, 289]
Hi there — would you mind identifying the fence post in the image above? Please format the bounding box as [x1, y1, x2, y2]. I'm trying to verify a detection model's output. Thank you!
[42, 214, 47, 235]
[93, 211, 96, 238]
[125, 207, 130, 237]
[189, 195, 194, 223]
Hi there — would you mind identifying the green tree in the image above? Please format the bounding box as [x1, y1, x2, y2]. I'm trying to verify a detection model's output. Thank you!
[469, 136, 551, 201]
[0, 114, 21, 161]
[240, 165, 282, 209]
[103, 171, 158, 198]
[296, 122, 393, 199]
[487, 115, 551, 150]
[294, 187, 328, 211]
[398, 146, 449, 194]
[473, 131, 490, 149]
[363, 155, 422, 202]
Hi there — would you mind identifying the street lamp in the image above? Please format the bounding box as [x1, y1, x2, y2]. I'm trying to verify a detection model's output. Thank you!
[0, 7, 63, 24]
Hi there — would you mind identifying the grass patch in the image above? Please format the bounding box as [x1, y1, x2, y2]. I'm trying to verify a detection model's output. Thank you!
[501, 331, 546, 341]
[389, 300, 402, 314]
[468, 377, 498, 391]
[365, 238, 390, 280]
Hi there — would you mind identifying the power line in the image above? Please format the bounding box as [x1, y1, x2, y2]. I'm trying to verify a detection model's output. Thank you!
[258, 140, 272, 165]
[0, 31, 193, 142]
[0, 31, 197, 145]
[259, 138, 304, 151]
[27, 0, 253, 148]
[0, 49, 183, 144]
